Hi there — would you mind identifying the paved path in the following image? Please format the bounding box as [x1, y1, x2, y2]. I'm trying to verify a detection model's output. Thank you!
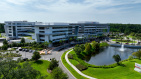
[65, 49, 96, 79]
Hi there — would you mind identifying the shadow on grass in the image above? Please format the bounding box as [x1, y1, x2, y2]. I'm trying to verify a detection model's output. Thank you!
[119, 64, 126, 67]
[130, 60, 136, 62]
[34, 60, 43, 64]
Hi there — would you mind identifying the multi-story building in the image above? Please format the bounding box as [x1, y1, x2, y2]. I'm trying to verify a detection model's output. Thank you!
[34, 22, 76, 43]
[70, 22, 110, 38]
[4, 21, 110, 43]
[4, 21, 35, 39]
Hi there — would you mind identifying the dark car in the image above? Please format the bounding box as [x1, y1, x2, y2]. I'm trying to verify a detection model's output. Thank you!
[23, 58, 28, 61]
[25, 49, 29, 52]
[19, 49, 22, 51]
[22, 49, 25, 51]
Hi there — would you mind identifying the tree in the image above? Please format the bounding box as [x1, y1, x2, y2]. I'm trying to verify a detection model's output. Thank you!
[32, 51, 41, 61]
[2, 45, 8, 50]
[126, 37, 129, 43]
[51, 67, 68, 79]
[115, 35, 118, 42]
[0, 58, 46, 79]
[69, 38, 72, 42]
[48, 58, 59, 70]
[43, 41, 49, 49]
[59, 40, 62, 46]
[84, 43, 92, 55]
[120, 36, 124, 44]
[21, 38, 25, 43]
[128, 55, 133, 60]
[91, 41, 97, 52]
[113, 54, 121, 65]
[132, 50, 141, 59]
[3, 40, 8, 45]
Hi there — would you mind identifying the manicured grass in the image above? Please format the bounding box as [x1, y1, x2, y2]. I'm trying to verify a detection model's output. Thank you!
[61, 49, 88, 79]
[82, 59, 141, 79]
[29, 60, 51, 79]
[112, 39, 137, 43]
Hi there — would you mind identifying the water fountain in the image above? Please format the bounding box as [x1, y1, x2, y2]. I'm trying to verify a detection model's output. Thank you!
[120, 44, 125, 51]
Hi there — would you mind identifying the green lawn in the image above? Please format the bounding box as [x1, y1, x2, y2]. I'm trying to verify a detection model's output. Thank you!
[82, 59, 141, 79]
[29, 60, 51, 79]
[61, 49, 88, 79]
[112, 39, 137, 43]
[67, 50, 141, 79]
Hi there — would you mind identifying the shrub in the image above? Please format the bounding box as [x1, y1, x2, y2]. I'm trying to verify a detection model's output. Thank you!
[128, 55, 134, 60]
[48, 58, 59, 70]
[32, 51, 41, 61]
[75, 64, 88, 71]
[68, 54, 73, 59]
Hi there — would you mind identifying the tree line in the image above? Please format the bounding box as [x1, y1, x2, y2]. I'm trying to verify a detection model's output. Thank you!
[0, 23, 4, 33]
[110, 24, 141, 35]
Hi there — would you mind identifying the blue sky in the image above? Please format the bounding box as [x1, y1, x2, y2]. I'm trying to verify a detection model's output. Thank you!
[0, 0, 141, 24]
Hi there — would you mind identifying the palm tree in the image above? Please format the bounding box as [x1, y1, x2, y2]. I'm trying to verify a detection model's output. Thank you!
[115, 35, 118, 43]
[59, 40, 62, 46]
[120, 36, 124, 44]
[126, 37, 129, 43]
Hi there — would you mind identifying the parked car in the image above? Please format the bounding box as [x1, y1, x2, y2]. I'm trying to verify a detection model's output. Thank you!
[25, 49, 29, 52]
[23, 58, 28, 61]
[29, 50, 32, 53]
[22, 49, 25, 51]
[19, 48, 22, 51]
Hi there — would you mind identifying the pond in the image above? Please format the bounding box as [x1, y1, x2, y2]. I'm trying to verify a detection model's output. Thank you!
[85, 46, 138, 65]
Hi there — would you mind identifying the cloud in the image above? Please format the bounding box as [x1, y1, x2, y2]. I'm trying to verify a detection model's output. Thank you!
[0, 0, 141, 24]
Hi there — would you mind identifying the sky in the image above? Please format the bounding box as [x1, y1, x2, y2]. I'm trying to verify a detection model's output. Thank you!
[0, 0, 141, 24]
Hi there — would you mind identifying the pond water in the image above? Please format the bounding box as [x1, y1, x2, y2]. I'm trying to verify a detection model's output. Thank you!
[85, 46, 138, 65]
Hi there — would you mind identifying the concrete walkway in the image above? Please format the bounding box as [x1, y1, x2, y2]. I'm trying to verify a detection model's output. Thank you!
[65, 49, 96, 79]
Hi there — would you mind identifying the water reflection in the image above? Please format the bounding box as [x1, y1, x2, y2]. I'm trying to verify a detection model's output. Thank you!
[85, 46, 138, 65]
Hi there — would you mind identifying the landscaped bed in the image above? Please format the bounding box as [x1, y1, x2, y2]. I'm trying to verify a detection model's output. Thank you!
[112, 39, 137, 43]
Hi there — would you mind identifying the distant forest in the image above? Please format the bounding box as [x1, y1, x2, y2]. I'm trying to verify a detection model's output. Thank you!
[0, 23, 141, 35]
[110, 24, 141, 35]
[0, 23, 5, 33]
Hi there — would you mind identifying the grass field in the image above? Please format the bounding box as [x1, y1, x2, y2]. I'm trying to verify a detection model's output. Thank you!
[29, 60, 51, 79]
[67, 50, 141, 79]
[82, 59, 141, 79]
[61, 49, 88, 79]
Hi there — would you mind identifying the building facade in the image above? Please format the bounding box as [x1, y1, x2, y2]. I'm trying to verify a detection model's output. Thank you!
[4, 21, 110, 43]
[34, 23, 75, 43]
[4, 21, 35, 40]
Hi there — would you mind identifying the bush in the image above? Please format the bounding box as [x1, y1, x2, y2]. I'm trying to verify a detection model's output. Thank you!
[75, 64, 88, 71]
[128, 55, 134, 60]
[48, 58, 59, 70]
[32, 51, 41, 61]
[51, 67, 68, 79]
[68, 54, 73, 59]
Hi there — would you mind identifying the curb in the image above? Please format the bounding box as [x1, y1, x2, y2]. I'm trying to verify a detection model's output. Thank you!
[60, 57, 76, 79]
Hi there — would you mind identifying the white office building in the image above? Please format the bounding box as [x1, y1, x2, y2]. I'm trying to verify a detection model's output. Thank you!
[4, 21, 110, 43]
[4, 21, 35, 40]
[34, 22, 75, 43]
